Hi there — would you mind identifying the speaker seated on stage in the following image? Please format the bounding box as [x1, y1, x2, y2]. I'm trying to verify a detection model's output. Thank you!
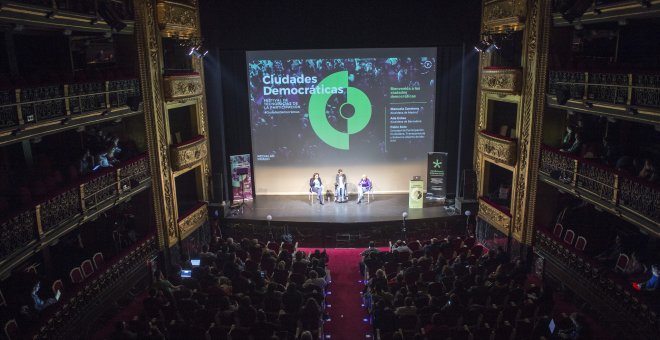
[334, 169, 347, 202]
[357, 174, 372, 204]
[309, 172, 324, 205]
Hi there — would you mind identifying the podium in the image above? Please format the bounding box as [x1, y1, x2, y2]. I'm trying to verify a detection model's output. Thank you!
[409, 179, 424, 208]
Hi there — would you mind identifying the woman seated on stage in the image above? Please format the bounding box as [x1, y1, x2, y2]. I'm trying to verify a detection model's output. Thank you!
[309, 172, 324, 205]
[357, 174, 372, 204]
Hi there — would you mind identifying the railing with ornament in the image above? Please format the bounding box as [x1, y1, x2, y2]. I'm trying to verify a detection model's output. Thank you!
[534, 228, 658, 339]
[30, 233, 157, 339]
[539, 145, 659, 231]
[0, 77, 140, 132]
[547, 70, 660, 124]
[11, 0, 135, 20]
[477, 196, 512, 234]
[0, 154, 150, 264]
[177, 201, 208, 240]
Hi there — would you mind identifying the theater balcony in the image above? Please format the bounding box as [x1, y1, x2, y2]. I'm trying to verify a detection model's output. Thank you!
[477, 129, 517, 167]
[170, 134, 207, 172]
[478, 196, 512, 235]
[480, 66, 523, 95]
[0, 0, 135, 34]
[546, 70, 660, 126]
[156, 0, 199, 38]
[0, 74, 141, 146]
[0, 154, 150, 278]
[482, 0, 527, 33]
[177, 201, 207, 242]
[539, 145, 660, 236]
[552, 0, 660, 27]
[534, 227, 659, 339]
[162, 71, 203, 102]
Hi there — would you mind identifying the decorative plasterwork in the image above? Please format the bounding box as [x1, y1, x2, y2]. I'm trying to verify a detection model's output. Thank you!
[481, 68, 523, 94]
[483, 0, 526, 32]
[477, 131, 517, 166]
[511, 0, 551, 244]
[178, 203, 207, 238]
[156, 0, 198, 38]
[163, 74, 203, 101]
[170, 136, 208, 171]
[478, 198, 511, 234]
[134, 0, 179, 249]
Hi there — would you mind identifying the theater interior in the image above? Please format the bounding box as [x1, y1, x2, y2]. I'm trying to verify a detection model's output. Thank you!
[0, 1, 658, 339]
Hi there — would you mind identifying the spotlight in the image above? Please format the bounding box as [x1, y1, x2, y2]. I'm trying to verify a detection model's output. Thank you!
[474, 39, 491, 53]
[189, 47, 208, 58]
[485, 41, 500, 53]
[63, 29, 72, 36]
[402, 211, 408, 219]
[266, 215, 272, 221]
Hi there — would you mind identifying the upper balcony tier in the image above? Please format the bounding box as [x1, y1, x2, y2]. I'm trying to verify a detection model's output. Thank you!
[0, 73, 141, 146]
[0, 153, 151, 278]
[0, 1, 135, 34]
[552, 0, 660, 27]
[547, 70, 660, 125]
[539, 145, 659, 236]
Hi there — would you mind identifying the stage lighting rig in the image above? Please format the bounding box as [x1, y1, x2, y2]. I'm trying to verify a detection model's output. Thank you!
[188, 46, 209, 58]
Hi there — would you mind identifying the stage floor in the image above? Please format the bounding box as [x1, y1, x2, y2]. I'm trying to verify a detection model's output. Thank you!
[226, 194, 457, 224]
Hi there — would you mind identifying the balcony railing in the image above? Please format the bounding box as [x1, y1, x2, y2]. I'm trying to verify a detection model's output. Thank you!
[477, 130, 517, 166]
[481, 67, 523, 94]
[30, 233, 157, 339]
[539, 145, 660, 232]
[552, 0, 660, 27]
[478, 196, 512, 234]
[0, 1, 135, 33]
[177, 201, 208, 240]
[0, 154, 150, 261]
[547, 70, 660, 124]
[162, 72, 203, 101]
[482, 0, 526, 32]
[156, 0, 199, 38]
[170, 134, 207, 171]
[0, 78, 140, 131]
[534, 228, 658, 339]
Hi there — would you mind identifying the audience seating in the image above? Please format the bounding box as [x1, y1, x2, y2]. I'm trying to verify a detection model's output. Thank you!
[4, 319, 18, 340]
[81, 259, 95, 278]
[563, 229, 575, 245]
[575, 236, 587, 251]
[69, 267, 84, 284]
[553, 223, 563, 238]
[51, 279, 63, 294]
[615, 253, 629, 272]
[92, 252, 104, 270]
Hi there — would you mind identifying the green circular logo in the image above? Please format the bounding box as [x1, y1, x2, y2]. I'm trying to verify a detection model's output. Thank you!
[308, 71, 372, 150]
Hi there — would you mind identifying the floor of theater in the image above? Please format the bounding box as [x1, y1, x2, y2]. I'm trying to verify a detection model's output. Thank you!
[93, 248, 616, 340]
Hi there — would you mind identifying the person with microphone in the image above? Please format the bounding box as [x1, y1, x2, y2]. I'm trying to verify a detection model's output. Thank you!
[357, 174, 372, 204]
[335, 169, 347, 202]
[309, 172, 324, 205]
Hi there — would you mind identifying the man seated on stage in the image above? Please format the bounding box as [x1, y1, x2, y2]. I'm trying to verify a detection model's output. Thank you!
[335, 169, 347, 202]
[309, 172, 324, 205]
[357, 174, 372, 204]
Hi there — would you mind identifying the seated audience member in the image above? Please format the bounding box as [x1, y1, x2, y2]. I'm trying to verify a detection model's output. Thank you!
[561, 131, 583, 154]
[395, 297, 417, 316]
[249, 310, 278, 340]
[31, 281, 56, 312]
[560, 125, 576, 150]
[557, 312, 592, 340]
[304, 270, 327, 291]
[621, 252, 646, 278]
[633, 265, 659, 292]
[79, 149, 94, 175]
[391, 240, 411, 253]
[638, 158, 657, 182]
[282, 282, 304, 314]
[600, 136, 621, 167]
[153, 270, 181, 294]
[110, 321, 137, 340]
[594, 235, 623, 266]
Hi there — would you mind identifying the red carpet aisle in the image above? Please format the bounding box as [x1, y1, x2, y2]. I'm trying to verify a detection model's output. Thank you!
[301, 248, 372, 340]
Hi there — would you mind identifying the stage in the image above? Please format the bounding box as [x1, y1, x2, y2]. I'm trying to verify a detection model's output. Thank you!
[221, 194, 463, 247]
[225, 194, 457, 224]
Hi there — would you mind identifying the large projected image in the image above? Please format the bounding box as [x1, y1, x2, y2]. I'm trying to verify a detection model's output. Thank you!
[247, 48, 437, 194]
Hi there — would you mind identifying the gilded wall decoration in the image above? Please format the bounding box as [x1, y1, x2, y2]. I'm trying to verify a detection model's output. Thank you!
[163, 75, 203, 101]
[178, 203, 208, 237]
[481, 68, 522, 94]
[511, 0, 551, 244]
[170, 136, 208, 171]
[477, 131, 517, 166]
[483, 0, 526, 32]
[156, 0, 198, 37]
[478, 198, 511, 234]
[135, 0, 179, 248]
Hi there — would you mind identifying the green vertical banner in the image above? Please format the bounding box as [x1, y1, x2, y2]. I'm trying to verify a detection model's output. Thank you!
[427, 152, 448, 200]
[409, 179, 424, 209]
